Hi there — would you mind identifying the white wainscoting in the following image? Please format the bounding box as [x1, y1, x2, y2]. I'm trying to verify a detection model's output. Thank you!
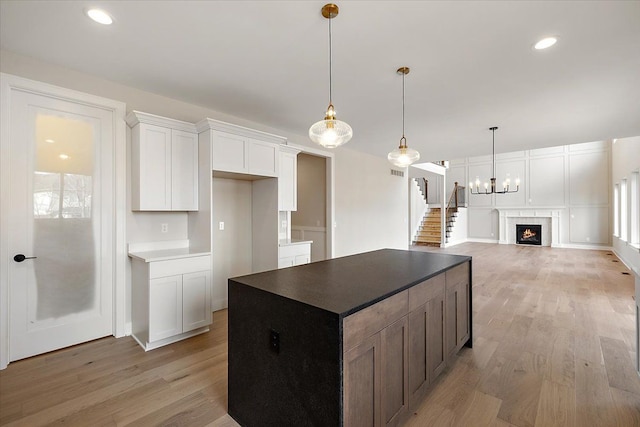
[497, 209, 561, 247]
[291, 226, 327, 262]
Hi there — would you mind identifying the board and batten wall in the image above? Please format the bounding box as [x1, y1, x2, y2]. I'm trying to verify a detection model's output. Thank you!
[447, 140, 611, 248]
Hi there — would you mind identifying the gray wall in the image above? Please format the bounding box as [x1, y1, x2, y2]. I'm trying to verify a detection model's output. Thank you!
[292, 153, 326, 228]
[449, 140, 611, 248]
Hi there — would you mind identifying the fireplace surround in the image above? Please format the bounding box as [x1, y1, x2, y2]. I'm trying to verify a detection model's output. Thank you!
[497, 209, 561, 247]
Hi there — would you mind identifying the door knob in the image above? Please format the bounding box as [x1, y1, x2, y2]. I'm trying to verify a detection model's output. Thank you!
[13, 254, 37, 262]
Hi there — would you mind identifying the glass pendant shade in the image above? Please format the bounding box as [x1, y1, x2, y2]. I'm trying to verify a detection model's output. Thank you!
[388, 139, 420, 167]
[309, 104, 353, 148]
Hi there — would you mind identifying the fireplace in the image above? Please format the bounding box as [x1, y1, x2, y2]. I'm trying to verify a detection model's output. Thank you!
[516, 224, 542, 245]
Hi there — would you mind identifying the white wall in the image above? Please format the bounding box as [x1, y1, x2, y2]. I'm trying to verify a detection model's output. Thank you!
[211, 178, 253, 310]
[450, 141, 612, 248]
[611, 136, 640, 274]
[334, 148, 409, 257]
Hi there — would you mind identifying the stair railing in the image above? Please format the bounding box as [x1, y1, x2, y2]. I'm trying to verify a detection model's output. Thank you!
[415, 178, 428, 204]
[446, 182, 465, 225]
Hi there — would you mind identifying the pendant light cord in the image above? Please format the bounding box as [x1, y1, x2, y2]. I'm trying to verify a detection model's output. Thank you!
[402, 71, 405, 140]
[328, 16, 332, 105]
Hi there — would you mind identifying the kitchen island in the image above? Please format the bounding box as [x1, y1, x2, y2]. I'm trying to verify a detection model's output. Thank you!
[228, 248, 472, 427]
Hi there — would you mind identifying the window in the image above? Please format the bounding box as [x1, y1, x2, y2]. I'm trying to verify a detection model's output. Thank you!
[613, 184, 619, 237]
[34, 172, 92, 218]
[620, 179, 628, 241]
[631, 172, 639, 247]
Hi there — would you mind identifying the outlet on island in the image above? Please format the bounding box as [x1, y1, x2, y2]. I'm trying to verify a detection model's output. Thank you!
[270, 329, 280, 354]
[161, 223, 168, 233]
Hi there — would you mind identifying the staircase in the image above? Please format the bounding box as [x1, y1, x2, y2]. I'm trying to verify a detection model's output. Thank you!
[413, 207, 458, 246]
[413, 181, 465, 246]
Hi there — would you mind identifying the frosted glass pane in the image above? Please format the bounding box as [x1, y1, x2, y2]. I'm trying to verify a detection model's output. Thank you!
[33, 114, 96, 320]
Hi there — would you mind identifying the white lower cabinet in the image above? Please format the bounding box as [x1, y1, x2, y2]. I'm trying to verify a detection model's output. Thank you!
[278, 242, 311, 268]
[131, 254, 212, 350]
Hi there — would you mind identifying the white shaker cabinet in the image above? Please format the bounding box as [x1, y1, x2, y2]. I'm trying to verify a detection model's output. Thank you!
[211, 131, 279, 177]
[279, 146, 300, 211]
[278, 241, 312, 268]
[199, 118, 285, 178]
[130, 252, 212, 351]
[127, 111, 199, 211]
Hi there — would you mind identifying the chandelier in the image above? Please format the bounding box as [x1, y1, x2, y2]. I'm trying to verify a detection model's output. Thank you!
[309, 3, 353, 148]
[388, 67, 420, 167]
[469, 126, 520, 194]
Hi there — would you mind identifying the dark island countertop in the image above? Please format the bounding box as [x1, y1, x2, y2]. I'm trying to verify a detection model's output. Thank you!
[230, 248, 471, 317]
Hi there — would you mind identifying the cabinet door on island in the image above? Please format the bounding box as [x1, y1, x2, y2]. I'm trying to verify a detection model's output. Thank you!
[445, 262, 471, 357]
[407, 274, 446, 408]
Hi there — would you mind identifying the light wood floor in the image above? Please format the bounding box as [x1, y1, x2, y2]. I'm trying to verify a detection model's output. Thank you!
[1, 243, 639, 426]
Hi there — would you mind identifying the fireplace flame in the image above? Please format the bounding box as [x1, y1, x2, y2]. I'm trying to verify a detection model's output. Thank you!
[522, 229, 537, 239]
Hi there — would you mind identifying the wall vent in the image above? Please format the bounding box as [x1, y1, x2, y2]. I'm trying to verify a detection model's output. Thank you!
[390, 169, 404, 177]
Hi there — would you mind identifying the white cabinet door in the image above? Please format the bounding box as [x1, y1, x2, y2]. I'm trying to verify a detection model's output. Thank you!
[294, 254, 310, 266]
[149, 275, 183, 342]
[171, 129, 199, 210]
[249, 139, 278, 177]
[278, 256, 296, 269]
[183, 270, 211, 332]
[212, 131, 248, 173]
[134, 123, 172, 210]
[279, 150, 298, 211]
[131, 121, 198, 211]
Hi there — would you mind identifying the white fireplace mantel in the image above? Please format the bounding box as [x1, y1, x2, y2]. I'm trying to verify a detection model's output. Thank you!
[497, 209, 562, 247]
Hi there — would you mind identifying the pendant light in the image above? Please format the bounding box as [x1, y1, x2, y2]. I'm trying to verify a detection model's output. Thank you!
[388, 67, 420, 167]
[469, 126, 520, 194]
[309, 3, 353, 148]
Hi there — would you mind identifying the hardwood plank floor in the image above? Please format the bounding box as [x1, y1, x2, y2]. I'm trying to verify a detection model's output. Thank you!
[1, 243, 638, 426]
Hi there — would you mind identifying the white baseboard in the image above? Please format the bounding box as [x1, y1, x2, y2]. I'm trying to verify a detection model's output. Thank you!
[466, 238, 499, 244]
[212, 299, 228, 312]
[557, 244, 613, 251]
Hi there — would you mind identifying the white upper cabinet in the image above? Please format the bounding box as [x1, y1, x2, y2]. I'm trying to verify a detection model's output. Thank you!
[279, 146, 300, 211]
[198, 118, 285, 178]
[212, 131, 248, 173]
[127, 111, 198, 211]
[249, 138, 278, 177]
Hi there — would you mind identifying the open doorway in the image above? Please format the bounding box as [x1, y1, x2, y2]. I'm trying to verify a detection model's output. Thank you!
[292, 153, 328, 262]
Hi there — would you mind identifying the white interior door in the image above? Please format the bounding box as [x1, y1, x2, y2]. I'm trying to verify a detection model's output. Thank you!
[7, 88, 115, 362]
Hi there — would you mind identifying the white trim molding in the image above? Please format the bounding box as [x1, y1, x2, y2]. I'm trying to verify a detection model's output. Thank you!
[497, 208, 562, 247]
[0, 73, 127, 369]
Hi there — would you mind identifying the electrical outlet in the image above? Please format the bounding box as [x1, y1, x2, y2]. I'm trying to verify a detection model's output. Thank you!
[161, 223, 168, 233]
[269, 329, 280, 354]
[219, 222, 225, 231]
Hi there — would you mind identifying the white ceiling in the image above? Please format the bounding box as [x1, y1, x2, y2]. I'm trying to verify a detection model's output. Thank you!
[1, 0, 639, 161]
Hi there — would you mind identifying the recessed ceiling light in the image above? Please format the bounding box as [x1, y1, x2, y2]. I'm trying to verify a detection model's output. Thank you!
[59, 154, 70, 160]
[86, 9, 113, 25]
[534, 37, 557, 50]
[45, 138, 55, 143]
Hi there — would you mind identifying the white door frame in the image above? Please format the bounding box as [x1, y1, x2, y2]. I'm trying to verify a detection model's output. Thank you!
[288, 143, 335, 259]
[0, 73, 127, 369]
